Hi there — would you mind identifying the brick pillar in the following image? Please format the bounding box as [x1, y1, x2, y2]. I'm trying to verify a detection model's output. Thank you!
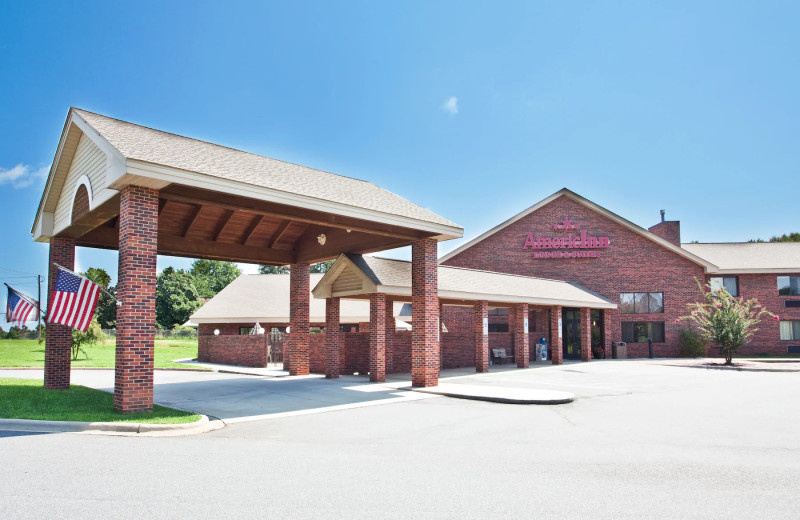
[288, 263, 310, 376]
[550, 306, 563, 365]
[44, 237, 75, 390]
[325, 297, 340, 378]
[603, 309, 613, 359]
[514, 303, 530, 368]
[411, 238, 439, 387]
[369, 293, 386, 382]
[385, 297, 394, 374]
[115, 186, 158, 413]
[474, 300, 489, 373]
[581, 307, 592, 362]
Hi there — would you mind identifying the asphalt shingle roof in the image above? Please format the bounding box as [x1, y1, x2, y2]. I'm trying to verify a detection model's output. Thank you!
[682, 242, 800, 271]
[74, 108, 459, 229]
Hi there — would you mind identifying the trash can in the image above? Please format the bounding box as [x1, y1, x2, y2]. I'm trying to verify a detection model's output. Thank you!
[613, 341, 627, 359]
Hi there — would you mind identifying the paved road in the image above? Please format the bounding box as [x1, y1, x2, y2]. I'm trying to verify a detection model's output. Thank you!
[2, 361, 799, 519]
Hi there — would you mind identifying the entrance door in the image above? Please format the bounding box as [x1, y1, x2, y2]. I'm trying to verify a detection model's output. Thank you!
[562, 308, 581, 360]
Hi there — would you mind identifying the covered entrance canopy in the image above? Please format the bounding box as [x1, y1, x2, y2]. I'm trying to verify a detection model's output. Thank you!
[313, 254, 616, 379]
[32, 108, 463, 412]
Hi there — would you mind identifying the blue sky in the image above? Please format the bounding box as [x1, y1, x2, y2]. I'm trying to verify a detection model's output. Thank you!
[2, 1, 799, 324]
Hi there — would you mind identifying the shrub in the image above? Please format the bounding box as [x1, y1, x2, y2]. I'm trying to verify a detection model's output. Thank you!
[679, 329, 706, 358]
[71, 318, 104, 360]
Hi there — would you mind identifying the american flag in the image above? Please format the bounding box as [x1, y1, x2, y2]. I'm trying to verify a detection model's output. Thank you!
[6, 286, 37, 327]
[47, 266, 101, 332]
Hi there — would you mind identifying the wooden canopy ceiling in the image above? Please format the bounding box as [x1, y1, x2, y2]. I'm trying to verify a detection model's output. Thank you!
[62, 185, 436, 265]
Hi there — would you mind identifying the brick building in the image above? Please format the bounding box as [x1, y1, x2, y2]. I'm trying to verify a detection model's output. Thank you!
[440, 189, 800, 358]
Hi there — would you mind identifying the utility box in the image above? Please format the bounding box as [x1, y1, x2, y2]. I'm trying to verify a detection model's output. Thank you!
[613, 342, 627, 359]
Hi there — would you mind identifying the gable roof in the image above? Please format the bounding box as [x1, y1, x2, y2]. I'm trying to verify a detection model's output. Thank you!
[33, 108, 462, 240]
[438, 188, 717, 270]
[190, 273, 406, 324]
[682, 242, 800, 273]
[313, 254, 617, 309]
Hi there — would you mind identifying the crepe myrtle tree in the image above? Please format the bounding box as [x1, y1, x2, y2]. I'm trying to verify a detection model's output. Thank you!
[679, 279, 775, 365]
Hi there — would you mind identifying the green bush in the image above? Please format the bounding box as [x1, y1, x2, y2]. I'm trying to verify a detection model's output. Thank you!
[679, 329, 707, 358]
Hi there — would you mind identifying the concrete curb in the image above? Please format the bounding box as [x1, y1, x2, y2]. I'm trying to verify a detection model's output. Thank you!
[658, 362, 800, 373]
[0, 414, 225, 436]
[410, 383, 575, 405]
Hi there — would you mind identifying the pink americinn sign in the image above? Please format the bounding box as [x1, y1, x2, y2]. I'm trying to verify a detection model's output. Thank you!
[523, 218, 611, 259]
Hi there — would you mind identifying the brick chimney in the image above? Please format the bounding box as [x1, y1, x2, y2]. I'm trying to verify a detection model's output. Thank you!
[648, 210, 681, 246]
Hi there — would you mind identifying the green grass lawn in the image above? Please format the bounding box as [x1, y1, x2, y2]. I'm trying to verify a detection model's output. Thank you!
[0, 338, 207, 370]
[0, 377, 201, 424]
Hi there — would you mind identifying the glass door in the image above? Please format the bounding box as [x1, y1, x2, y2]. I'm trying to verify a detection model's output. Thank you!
[562, 308, 581, 360]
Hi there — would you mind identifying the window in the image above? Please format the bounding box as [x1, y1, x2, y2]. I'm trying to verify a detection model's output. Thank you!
[779, 320, 800, 341]
[778, 276, 800, 296]
[239, 327, 252, 335]
[488, 308, 509, 316]
[340, 324, 359, 333]
[620, 293, 664, 314]
[621, 322, 665, 343]
[709, 276, 738, 296]
[488, 323, 509, 332]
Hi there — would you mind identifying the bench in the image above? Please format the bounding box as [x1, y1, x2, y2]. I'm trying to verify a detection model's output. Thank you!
[491, 348, 513, 365]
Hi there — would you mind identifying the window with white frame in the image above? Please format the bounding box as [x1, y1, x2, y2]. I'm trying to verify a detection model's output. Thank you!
[779, 320, 800, 341]
[709, 276, 738, 296]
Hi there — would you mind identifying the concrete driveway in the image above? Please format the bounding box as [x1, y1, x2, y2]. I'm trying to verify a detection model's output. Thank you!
[0, 368, 435, 422]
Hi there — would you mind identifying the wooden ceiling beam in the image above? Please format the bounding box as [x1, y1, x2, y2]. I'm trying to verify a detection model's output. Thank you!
[181, 205, 203, 238]
[75, 225, 295, 265]
[240, 215, 263, 245]
[212, 210, 234, 242]
[267, 220, 292, 249]
[158, 199, 169, 215]
[159, 189, 427, 241]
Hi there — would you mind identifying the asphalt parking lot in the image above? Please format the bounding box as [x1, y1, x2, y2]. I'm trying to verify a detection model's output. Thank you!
[1, 361, 799, 519]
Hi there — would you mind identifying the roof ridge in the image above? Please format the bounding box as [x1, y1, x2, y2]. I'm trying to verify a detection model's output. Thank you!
[72, 107, 375, 185]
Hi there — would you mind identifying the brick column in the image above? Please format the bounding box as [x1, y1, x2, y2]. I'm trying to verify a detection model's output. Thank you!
[513, 303, 530, 368]
[288, 263, 310, 376]
[115, 186, 158, 413]
[603, 309, 613, 359]
[385, 297, 394, 374]
[44, 237, 75, 390]
[369, 293, 386, 382]
[474, 300, 489, 373]
[325, 297, 340, 378]
[550, 306, 563, 365]
[411, 238, 439, 387]
[581, 307, 592, 362]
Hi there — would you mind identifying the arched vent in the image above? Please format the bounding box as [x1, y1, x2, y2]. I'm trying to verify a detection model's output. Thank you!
[71, 184, 90, 224]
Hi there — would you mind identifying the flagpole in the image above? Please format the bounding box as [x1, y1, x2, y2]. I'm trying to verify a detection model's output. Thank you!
[37, 274, 42, 342]
[52, 262, 120, 304]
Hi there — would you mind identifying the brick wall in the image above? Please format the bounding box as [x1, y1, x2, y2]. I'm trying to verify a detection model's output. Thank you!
[705, 273, 800, 356]
[412, 238, 439, 386]
[648, 221, 681, 246]
[199, 334, 268, 367]
[443, 194, 706, 358]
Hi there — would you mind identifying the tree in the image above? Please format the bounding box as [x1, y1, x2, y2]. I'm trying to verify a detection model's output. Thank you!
[95, 286, 117, 329]
[82, 267, 111, 288]
[749, 232, 800, 243]
[258, 260, 334, 275]
[0, 326, 5, 339]
[310, 260, 335, 274]
[680, 280, 774, 364]
[189, 260, 241, 299]
[71, 318, 103, 360]
[156, 267, 201, 329]
[259, 265, 290, 274]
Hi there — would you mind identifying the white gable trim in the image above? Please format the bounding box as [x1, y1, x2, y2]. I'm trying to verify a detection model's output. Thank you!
[70, 174, 94, 214]
[439, 188, 718, 272]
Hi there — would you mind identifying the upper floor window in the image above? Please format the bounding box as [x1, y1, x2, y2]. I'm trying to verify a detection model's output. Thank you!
[709, 276, 738, 297]
[778, 276, 800, 296]
[779, 320, 800, 341]
[620, 293, 664, 314]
